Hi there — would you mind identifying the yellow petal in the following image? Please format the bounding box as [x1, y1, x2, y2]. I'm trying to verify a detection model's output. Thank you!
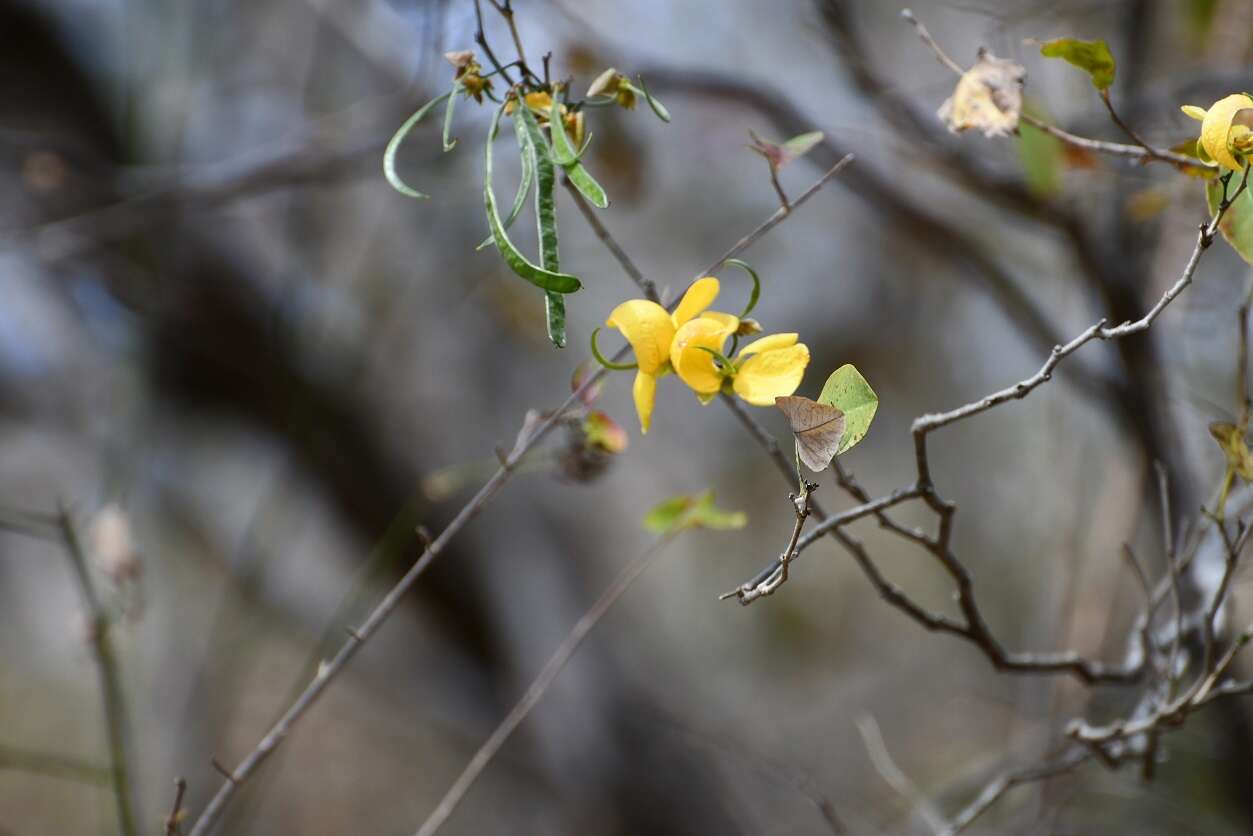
[733, 344, 810, 406]
[607, 300, 676, 375]
[671, 277, 720, 328]
[737, 332, 798, 358]
[1181, 105, 1208, 122]
[633, 371, 657, 434]
[525, 91, 554, 114]
[1201, 94, 1253, 172]
[671, 317, 734, 395]
[698, 311, 740, 332]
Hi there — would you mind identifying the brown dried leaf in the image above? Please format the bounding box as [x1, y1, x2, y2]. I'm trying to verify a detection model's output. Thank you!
[938, 49, 1025, 139]
[776, 396, 845, 472]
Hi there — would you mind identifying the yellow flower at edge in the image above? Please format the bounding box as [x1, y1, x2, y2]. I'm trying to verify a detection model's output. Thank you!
[671, 322, 810, 407]
[605, 277, 722, 433]
[1182, 93, 1253, 172]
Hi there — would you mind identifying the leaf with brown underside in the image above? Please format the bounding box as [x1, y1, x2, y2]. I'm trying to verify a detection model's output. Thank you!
[776, 395, 845, 472]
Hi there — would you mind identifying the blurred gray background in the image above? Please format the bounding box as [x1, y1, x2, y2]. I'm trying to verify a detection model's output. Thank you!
[2, 0, 1252, 833]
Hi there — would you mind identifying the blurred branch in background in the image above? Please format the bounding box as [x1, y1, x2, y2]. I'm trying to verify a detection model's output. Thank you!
[5, 0, 1253, 834]
[0, 507, 137, 836]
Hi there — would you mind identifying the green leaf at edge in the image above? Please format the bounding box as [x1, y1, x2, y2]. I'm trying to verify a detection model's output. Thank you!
[817, 364, 879, 454]
[1207, 173, 1253, 267]
[383, 90, 453, 199]
[1039, 37, 1116, 91]
[484, 102, 582, 295]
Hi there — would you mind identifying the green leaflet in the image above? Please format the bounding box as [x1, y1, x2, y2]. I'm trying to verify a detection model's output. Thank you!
[548, 95, 581, 166]
[442, 84, 460, 151]
[484, 102, 582, 295]
[817, 364, 878, 454]
[548, 95, 610, 209]
[475, 112, 535, 251]
[517, 104, 571, 345]
[781, 131, 824, 160]
[1207, 170, 1253, 266]
[1039, 38, 1115, 91]
[642, 491, 746, 534]
[635, 75, 671, 123]
[383, 90, 453, 199]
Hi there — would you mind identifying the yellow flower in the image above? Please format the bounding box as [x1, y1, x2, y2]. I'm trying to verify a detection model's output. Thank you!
[671, 320, 810, 406]
[587, 69, 637, 110]
[444, 50, 492, 103]
[1182, 94, 1253, 172]
[605, 274, 808, 432]
[605, 277, 721, 433]
[504, 91, 585, 146]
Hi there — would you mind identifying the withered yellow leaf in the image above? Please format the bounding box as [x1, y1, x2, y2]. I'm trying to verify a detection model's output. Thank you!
[776, 395, 845, 472]
[938, 49, 1025, 139]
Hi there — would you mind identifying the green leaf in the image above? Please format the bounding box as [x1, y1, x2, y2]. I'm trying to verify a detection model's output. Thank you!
[1017, 105, 1062, 198]
[1207, 173, 1253, 266]
[476, 114, 535, 251]
[817, 364, 878, 454]
[1039, 38, 1116, 91]
[383, 90, 453, 198]
[442, 84, 461, 151]
[565, 161, 609, 209]
[548, 95, 581, 166]
[549, 95, 610, 208]
[642, 491, 746, 534]
[634, 76, 671, 123]
[781, 131, 824, 160]
[524, 106, 568, 347]
[485, 103, 582, 295]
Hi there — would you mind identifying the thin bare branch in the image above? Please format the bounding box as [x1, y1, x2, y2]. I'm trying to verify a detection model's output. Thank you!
[165, 777, 189, 836]
[856, 713, 946, 835]
[941, 748, 1090, 835]
[414, 535, 675, 836]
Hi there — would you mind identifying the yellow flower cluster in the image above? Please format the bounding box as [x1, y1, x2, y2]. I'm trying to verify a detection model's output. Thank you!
[506, 91, 585, 147]
[605, 277, 809, 433]
[1182, 93, 1253, 172]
